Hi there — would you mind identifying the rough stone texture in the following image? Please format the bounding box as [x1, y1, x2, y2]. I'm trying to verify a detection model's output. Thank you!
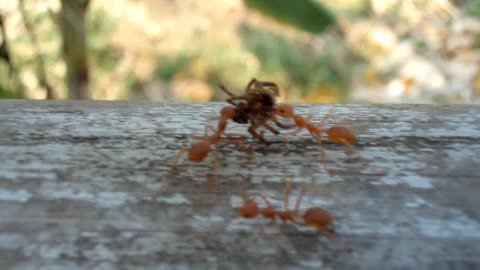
[0, 100, 479, 270]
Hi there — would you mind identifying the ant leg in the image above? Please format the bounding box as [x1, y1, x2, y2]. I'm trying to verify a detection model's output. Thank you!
[284, 181, 293, 210]
[219, 137, 253, 160]
[272, 119, 296, 129]
[263, 123, 280, 135]
[248, 130, 265, 158]
[283, 128, 305, 144]
[294, 185, 331, 213]
[218, 85, 248, 107]
[256, 193, 274, 209]
[257, 81, 280, 96]
[248, 122, 267, 144]
[313, 134, 333, 176]
[187, 136, 211, 142]
[163, 147, 188, 183]
[245, 78, 257, 92]
[228, 94, 248, 103]
[188, 126, 213, 142]
[254, 193, 279, 238]
[253, 219, 276, 242]
[226, 98, 240, 107]
[270, 114, 296, 130]
[340, 139, 368, 164]
[321, 113, 352, 128]
[293, 184, 307, 213]
[233, 191, 252, 218]
[316, 113, 335, 129]
[163, 128, 215, 186]
[222, 133, 249, 139]
[208, 144, 221, 191]
[218, 84, 236, 98]
[222, 134, 254, 156]
[204, 124, 216, 136]
[274, 221, 289, 254]
[319, 228, 353, 252]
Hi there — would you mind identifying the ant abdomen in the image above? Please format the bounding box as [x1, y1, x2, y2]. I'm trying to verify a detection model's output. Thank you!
[302, 207, 333, 228]
[188, 142, 210, 162]
[238, 200, 260, 218]
[327, 126, 356, 144]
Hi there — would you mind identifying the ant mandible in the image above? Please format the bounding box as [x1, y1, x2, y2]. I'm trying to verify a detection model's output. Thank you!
[275, 104, 367, 175]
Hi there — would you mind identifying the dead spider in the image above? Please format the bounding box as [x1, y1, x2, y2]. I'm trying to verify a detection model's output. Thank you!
[219, 78, 294, 143]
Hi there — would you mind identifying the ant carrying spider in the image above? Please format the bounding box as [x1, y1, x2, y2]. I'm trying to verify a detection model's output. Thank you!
[219, 78, 294, 144]
[274, 104, 367, 175]
[235, 181, 352, 252]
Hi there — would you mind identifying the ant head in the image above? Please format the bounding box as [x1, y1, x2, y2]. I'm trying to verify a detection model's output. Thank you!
[188, 142, 210, 162]
[237, 199, 259, 219]
[220, 106, 236, 119]
[276, 104, 294, 118]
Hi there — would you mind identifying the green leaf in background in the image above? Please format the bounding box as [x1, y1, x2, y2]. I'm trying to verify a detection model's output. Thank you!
[243, 0, 337, 34]
[0, 87, 22, 99]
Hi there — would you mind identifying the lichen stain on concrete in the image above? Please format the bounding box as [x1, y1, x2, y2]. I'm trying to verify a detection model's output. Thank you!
[0, 189, 32, 202]
[95, 192, 138, 208]
[374, 174, 433, 189]
[416, 215, 480, 238]
[0, 233, 28, 249]
[38, 183, 137, 208]
[299, 259, 324, 268]
[156, 193, 191, 205]
[192, 215, 225, 229]
[404, 197, 431, 208]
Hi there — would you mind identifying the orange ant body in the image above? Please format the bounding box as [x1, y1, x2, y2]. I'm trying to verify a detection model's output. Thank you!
[275, 104, 366, 174]
[164, 106, 248, 181]
[235, 182, 352, 252]
[236, 182, 329, 228]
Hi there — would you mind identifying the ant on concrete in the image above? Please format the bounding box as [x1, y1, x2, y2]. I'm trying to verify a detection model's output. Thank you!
[219, 78, 294, 144]
[235, 181, 352, 252]
[164, 106, 250, 183]
[274, 104, 367, 175]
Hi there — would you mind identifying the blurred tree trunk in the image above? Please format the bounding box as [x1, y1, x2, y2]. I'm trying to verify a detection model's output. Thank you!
[0, 15, 12, 71]
[19, 0, 57, 99]
[60, 0, 90, 99]
[1, 14, 26, 98]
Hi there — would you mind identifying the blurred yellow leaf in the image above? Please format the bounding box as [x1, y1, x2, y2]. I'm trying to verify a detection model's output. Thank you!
[402, 77, 416, 94]
[364, 66, 380, 85]
[304, 85, 338, 103]
[473, 71, 480, 95]
[172, 78, 213, 102]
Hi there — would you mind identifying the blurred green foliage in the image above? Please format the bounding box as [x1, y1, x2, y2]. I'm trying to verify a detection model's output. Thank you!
[154, 54, 196, 82]
[87, 8, 118, 72]
[240, 25, 351, 100]
[465, 1, 480, 18]
[0, 62, 21, 98]
[2, 0, 479, 103]
[243, 0, 336, 34]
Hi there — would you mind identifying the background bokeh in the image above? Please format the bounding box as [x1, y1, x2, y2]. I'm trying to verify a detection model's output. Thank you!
[0, 0, 479, 104]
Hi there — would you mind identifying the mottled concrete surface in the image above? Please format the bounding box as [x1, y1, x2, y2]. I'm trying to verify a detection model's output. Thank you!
[0, 100, 479, 270]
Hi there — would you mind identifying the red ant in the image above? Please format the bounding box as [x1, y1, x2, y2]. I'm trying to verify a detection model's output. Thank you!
[164, 106, 250, 183]
[235, 181, 352, 252]
[274, 104, 367, 175]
